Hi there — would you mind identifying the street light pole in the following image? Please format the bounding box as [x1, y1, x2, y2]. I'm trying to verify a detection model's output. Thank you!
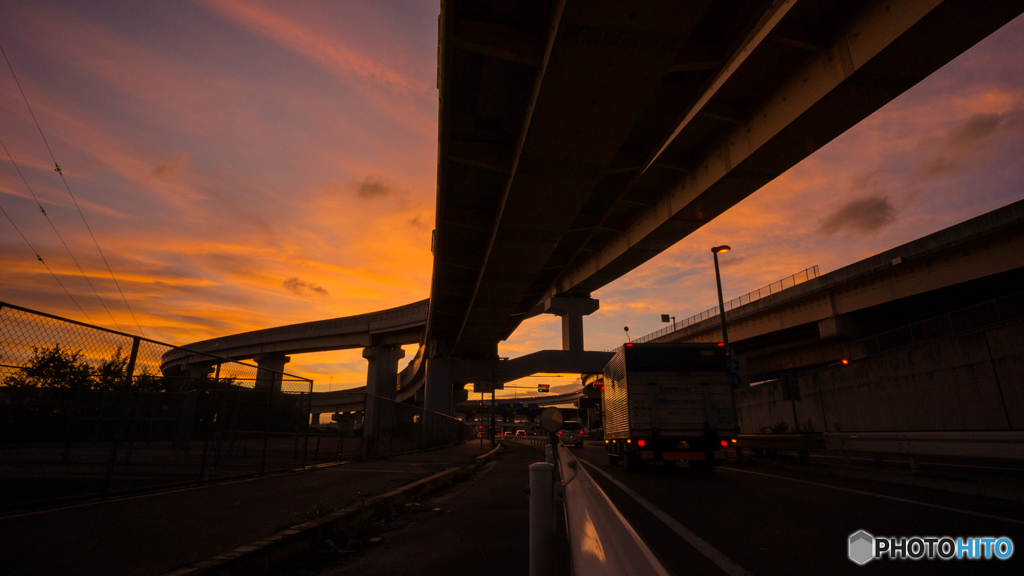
[711, 245, 731, 346]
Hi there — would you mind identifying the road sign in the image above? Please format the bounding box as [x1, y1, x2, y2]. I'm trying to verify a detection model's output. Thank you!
[661, 314, 671, 322]
[538, 384, 550, 393]
[539, 407, 564, 433]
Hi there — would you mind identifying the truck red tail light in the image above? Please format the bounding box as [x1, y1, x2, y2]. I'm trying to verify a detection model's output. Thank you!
[558, 431, 563, 435]
[717, 342, 725, 347]
[638, 440, 645, 447]
[720, 440, 728, 447]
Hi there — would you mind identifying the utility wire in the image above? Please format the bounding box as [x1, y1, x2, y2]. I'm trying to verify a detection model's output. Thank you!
[1, 42, 145, 336]
[1, 137, 122, 330]
[0, 199, 93, 323]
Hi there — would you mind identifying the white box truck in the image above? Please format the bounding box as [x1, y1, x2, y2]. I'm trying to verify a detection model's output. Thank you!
[603, 343, 736, 472]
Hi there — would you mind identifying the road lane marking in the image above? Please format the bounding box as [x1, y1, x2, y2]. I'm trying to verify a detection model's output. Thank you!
[721, 467, 1024, 526]
[580, 460, 754, 576]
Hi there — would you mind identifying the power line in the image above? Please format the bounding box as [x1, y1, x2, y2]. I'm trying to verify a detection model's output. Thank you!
[0, 198, 93, 323]
[1, 42, 145, 336]
[1, 138, 122, 331]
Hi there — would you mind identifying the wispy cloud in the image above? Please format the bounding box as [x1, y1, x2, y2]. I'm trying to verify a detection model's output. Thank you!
[353, 176, 390, 199]
[816, 196, 899, 237]
[282, 277, 329, 297]
[197, 0, 428, 95]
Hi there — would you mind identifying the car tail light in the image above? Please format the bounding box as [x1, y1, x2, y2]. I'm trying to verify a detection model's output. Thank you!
[717, 342, 725, 347]
[638, 439, 645, 447]
[558, 431, 563, 435]
[720, 440, 728, 447]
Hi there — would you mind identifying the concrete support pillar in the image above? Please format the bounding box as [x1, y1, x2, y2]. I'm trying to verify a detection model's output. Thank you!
[254, 353, 291, 393]
[424, 358, 454, 415]
[362, 345, 405, 455]
[544, 296, 600, 352]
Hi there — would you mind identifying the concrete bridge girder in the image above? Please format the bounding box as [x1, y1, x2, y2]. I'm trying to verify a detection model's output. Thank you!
[425, 350, 613, 415]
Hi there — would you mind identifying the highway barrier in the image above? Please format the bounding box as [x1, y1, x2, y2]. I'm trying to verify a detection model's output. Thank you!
[735, 433, 818, 461]
[824, 431, 1024, 461]
[556, 445, 671, 576]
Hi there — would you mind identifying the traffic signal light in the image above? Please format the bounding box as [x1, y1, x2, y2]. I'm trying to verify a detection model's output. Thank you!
[538, 384, 550, 393]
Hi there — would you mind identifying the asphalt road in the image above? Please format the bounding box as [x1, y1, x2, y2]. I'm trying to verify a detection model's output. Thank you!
[571, 444, 1024, 575]
[291, 440, 570, 576]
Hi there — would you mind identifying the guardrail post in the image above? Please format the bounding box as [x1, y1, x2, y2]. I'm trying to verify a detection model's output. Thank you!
[529, 462, 555, 576]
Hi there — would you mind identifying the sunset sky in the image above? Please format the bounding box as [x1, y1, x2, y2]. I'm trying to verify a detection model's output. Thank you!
[2, 1, 1023, 396]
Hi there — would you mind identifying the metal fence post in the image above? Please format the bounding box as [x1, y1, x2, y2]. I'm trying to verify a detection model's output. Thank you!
[260, 388, 270, 474]
[103, 393, 128, 497]
[124, 337, 140, 387]
[529, 462, 556, 576]
[303, 380, 313, 468]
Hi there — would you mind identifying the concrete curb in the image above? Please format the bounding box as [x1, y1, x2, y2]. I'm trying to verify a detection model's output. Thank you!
[475, 444, 501, 462]
[163, 466, 462, 576]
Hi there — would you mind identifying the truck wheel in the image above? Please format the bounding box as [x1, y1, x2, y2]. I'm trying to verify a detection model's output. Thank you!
[624, 451, 644, 472]
[607, 453, 621, 466]
[689, 459, 717, 474]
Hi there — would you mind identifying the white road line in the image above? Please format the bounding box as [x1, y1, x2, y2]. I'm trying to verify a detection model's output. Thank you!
[720, 467, 1024, 526]
[581, 460, 754, 576]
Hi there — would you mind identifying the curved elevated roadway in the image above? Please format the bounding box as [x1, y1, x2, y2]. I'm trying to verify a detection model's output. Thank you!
[162, 299, 428, 369]
[161, 300, 430, 418]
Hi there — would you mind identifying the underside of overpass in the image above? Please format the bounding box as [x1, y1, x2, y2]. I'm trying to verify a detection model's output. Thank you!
[423, 0, 1024, 414]
[428, 0, 1024, 363]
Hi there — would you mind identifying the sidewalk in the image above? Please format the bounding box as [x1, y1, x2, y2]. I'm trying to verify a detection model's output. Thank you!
[291, 440, 570, 576]
[1, 441, 490, 576]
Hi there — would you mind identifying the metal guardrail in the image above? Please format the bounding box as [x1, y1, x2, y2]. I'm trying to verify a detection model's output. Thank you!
[824, 431, 1024, 461]
[556, 444, 671, 576]
[506, 436, 548, 450]
[633, 266, 819, 344]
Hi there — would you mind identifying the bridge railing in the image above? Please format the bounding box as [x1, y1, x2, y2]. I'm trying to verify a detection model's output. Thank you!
[633, 266, 820, 344]
[0, 300, 315, 512]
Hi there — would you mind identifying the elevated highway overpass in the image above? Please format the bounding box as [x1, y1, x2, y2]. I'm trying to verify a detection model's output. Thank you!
[425, 0, 1024, 413]
[647, 199, 1024, 380]
[165, 1, 1024, 421]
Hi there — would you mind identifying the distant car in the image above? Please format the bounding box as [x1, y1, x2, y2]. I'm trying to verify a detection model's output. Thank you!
[559, 421, 584, 447]
[515, 430, 526, 436]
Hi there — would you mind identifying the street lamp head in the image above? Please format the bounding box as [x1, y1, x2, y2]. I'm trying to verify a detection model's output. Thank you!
[711, 245, 731, 254]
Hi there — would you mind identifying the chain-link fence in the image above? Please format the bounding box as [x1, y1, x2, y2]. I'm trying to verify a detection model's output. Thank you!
[312, 392, 474, 464]
[0, 301, 471, 512]
[0, 301, 316, 510]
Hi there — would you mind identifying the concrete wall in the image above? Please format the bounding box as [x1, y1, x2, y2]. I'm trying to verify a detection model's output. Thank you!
[735, 320, 1024, 433]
